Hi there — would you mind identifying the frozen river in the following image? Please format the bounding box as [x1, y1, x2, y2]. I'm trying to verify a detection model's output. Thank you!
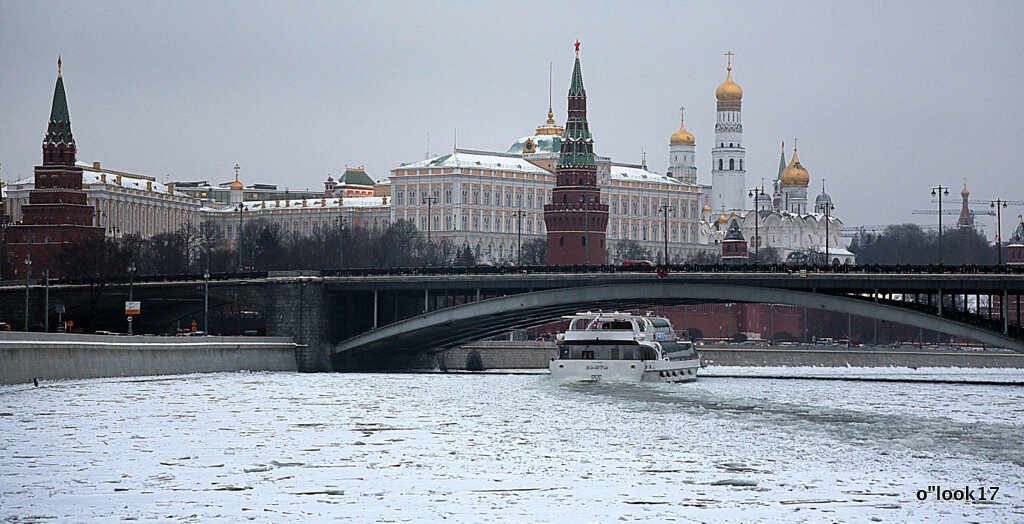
[2, 370, 1022, 522]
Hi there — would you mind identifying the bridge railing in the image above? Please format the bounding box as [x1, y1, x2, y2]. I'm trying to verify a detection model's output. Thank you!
[8, 263, 1021, 287]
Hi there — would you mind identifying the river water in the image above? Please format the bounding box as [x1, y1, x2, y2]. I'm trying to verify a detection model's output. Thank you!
[1, 370, 1022, 522]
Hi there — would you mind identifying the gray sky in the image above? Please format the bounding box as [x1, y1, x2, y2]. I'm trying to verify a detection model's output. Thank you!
[3, 1, 1023, 235]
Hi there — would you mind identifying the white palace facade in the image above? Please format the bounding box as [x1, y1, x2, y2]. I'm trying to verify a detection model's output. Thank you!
[3, 53, 853, 265]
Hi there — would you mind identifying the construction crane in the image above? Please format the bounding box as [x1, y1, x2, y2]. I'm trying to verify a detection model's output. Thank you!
[912, 209, 996, 216]
[930, 198, 1024, 206]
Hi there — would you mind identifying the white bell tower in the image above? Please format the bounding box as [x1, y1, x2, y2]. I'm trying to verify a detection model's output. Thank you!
[710, 52, 746, 214]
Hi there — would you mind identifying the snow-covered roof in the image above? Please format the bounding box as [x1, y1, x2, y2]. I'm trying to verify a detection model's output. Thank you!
[609, 164, 684, 186]
[10, 164, 199, 200]
[397, 149, 550, 174]
[205, 196, 387, 213]
[507, 135, 561, 154]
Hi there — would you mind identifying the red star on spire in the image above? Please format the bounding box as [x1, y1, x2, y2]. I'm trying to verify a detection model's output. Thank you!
[575, 40, 580, 52]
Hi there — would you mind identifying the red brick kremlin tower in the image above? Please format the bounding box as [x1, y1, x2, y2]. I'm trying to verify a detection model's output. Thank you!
[544, 42, 609, 265]
[4, 58, 102, 279]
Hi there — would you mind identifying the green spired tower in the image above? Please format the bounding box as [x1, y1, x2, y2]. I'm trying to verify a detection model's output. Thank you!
[543, 41, 608, 266]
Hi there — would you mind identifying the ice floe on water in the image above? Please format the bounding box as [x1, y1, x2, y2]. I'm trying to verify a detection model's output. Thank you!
[0, 370, 1022, 522]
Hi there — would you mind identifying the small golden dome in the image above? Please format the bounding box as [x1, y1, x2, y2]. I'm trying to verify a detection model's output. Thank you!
[717, 213, 729, 224]
[961, 184, 970, 197]
[230, 163, 243, 190]
[715, 66, 743, 101]
[670, 106, 695, 145]
[702, 204, 712, 213]
[780, 147, 809, 188]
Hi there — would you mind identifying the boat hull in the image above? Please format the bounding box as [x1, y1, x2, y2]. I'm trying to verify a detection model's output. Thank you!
[549, 357, 700, 383]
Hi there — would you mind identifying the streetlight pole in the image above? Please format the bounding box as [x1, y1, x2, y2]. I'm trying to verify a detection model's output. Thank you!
[422, 196, 438, 266]
[991, 198, 1008, 267]
[44, 269, 49, 332]
[203, 224, 210, 334]
[931, 185, 949, 264]
[659, 204, 673, 266]
[337, 215, 347, 270]
[236, 202, 244, 271]
[514, 210, 525, 266]
[127, 263, 136, 336]
[748, 186, 766, 263]
[23, 253, 31, 331]
[580, 195, 591, 266]
[824, 201, 834, 267]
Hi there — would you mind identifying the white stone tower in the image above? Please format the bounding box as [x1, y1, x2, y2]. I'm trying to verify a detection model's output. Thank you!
[668, 106, 696, 184]
[710, 52, 746, 214]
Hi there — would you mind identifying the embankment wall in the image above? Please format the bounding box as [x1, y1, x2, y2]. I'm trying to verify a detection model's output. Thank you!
[438, 341, 1024, 370]
[697, 347, 1024, 368]
[0, 332, 298, 385]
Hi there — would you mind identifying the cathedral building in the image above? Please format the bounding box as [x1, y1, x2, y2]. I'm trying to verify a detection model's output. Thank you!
[3, 59, 103, 278]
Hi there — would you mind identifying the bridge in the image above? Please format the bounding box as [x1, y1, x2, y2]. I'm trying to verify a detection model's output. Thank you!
[2, 266, 1022, 369]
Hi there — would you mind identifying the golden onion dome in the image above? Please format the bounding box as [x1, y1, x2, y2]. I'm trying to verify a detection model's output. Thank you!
[715, 66, 743, 101]
[717, 213, 729, 224]
[669, 107, 695, 145]
[961, 184, 970, 197]
[780, 147, 810, 188]
[230, 179, 244, 191]
[702, 203, 712, 213]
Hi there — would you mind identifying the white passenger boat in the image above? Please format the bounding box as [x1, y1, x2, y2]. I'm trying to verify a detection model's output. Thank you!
[548, 311, 700, 383]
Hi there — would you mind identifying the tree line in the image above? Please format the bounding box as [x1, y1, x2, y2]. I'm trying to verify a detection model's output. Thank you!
[849, 224, 999, 265]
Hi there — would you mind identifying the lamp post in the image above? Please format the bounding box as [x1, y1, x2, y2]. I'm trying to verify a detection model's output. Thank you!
[931, 185, 949, 264]
[203, 223, 210, 334]
[659, 204, 674, 266]
[337, 215, 347, 270]
[422, 196, 438, 265]
[236, 202, 244, 271]
[748, 185, 767, 263]
[580, 195, 592, 266]
[127, 263, 136, 336]
[44, 268, 49, 332]
[23, 253, 31, 331]
[513, 210, 526, 266]
[991, 198, 1008, 267]
[823, 201, 835, 267]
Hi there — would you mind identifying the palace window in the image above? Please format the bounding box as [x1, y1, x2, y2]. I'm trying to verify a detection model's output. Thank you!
[718, 159, 723, 170]
[729, 158, 735, 170]
[462, 215, 468, 230]
[462, 188, 468, 202]
[473, 189, 480, 204]
[445, 188, 452, 203]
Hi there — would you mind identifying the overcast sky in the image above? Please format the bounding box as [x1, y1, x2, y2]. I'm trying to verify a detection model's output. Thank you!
[2, 1, 1023, 235]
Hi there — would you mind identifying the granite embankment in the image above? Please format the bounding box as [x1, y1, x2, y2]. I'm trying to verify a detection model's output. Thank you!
[438, 341, 1024, 370]
[0, 332, 298, 385]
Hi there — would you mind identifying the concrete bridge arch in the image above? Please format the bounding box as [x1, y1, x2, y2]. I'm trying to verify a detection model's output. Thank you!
[334, 283, 1024, 366]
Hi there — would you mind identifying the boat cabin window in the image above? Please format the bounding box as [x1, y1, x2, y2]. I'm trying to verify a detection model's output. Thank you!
[649, 318, 670, 328]
[569, 318, 596, 330]
[600, 320, 634, 330]
[581, 350, 595, 360]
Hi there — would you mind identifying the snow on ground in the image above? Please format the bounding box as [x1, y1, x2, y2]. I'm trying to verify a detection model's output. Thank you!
[1, 371, 1022, 522]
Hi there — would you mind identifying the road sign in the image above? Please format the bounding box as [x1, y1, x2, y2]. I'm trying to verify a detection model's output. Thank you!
[125, 301, 141, 315]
